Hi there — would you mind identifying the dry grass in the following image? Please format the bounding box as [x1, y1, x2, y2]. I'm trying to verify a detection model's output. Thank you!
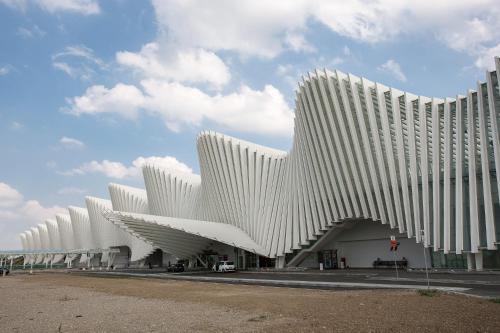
[417, 289, 439, 297]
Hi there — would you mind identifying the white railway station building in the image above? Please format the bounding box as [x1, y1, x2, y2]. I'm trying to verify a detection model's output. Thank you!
[13, 56, 500, 271]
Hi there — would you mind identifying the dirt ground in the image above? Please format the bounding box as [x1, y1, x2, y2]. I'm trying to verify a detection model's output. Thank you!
[1, 272, 499, 332]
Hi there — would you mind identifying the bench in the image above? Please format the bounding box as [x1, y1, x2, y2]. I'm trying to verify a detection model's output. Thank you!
[373, 259, 408, 269]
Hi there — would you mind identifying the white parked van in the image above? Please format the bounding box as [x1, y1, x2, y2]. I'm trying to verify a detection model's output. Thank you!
[212, 261, 236, 272]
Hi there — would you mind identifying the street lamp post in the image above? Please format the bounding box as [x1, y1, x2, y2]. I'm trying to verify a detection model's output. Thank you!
[422, 230, 430, 288]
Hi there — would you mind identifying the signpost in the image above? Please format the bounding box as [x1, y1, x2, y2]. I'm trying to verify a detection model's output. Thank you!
[390, 235, 399, 280]
[421, 230, 430, 288]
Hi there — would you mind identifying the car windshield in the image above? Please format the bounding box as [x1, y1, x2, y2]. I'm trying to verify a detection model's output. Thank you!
[226, 262, 233, 265]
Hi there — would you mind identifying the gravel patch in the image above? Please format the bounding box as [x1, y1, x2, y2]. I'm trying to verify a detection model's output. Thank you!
[1, 272, 499, 332]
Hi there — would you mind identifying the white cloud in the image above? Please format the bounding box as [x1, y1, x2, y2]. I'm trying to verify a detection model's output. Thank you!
[10, 121, 23, 130]
[378, 59, 407, 82]
[0, 0, 25, 11]
[116, 43, 231, 89]
[17, 25, 46, 38]
[65, 83, 144, 119]
[53, 62, 76, 77]
[152, 0, 310, 59]
[57, 187, 87, 195]
[0, 182, 24, 208]
[53, 45, 104, 67]
[0, 66, 10, 76]
[284, 31, 315, 53]
[66, 80, 294, 136]
[60, 136, 85, 149]
[473, 44, 500, 70]
[0, 0, 100, 15]
[150, 0, 500, 67]
[18, 199, 66, 221]
[38, 0, 100, 15]
[52, 45, 105, 80]
[0, 182, 66, 249]
[63, 155, 195, 179]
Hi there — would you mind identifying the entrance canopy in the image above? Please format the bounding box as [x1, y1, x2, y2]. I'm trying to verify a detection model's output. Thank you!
[103, 211, 267, 258]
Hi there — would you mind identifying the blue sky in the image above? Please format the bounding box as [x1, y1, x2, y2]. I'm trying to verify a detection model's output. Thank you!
[1, 0, 499, 249]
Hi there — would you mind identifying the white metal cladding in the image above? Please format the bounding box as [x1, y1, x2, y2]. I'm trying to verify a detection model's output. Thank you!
[24, 230, 35, 264]
[16, 56, 500, 261]
[30, 227, 44, 264]
[109, 183, 149, 214]
[45, 219, 61, 249]
[68, 206, 94, 263]
[123, 58, 500, 259]
[45, 219, 64, 263]
[19, 232, 27, 250]
[37, 223, 50, 250]
[142, 165, 202, 218]
[25, 230, 34, 251]
[68, 206, 94, 250]
[55, 214, 75, 251]
[86, 195, 154, 262]
[37, 224, 51, 263]
[107, 185, 155, 261]
[19, 232, 32, 264]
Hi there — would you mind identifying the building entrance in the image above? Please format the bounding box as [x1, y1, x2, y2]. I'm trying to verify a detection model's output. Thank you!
[318, 250, 338, 269]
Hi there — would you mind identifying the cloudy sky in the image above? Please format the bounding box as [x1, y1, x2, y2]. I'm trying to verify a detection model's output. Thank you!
[1, 0, 499, 249]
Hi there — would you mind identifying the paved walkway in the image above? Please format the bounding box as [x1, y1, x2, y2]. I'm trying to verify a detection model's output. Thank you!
[74, 268, 500, 298]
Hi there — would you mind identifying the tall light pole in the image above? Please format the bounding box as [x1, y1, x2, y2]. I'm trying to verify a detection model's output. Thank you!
[422, 230, 430, 288]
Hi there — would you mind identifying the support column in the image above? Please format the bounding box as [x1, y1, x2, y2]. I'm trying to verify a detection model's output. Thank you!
[256, 254, 260, 269]
[475, 252, 484, 272]
[467, 253, 475, 271]
[275, 256, 285, 269]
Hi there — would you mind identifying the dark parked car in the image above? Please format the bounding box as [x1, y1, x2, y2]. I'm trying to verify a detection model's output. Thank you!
[0, 267, 9, 276]
[167, 263, 185, 273]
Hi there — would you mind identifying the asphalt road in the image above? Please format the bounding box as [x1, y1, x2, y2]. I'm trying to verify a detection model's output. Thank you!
[75, 268, 500, 298]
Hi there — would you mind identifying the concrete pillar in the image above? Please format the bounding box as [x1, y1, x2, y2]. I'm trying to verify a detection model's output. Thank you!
[10, 258, 13, 271]
[467, 253, 475, 271]
[475, 252, 484, 271]
[275, 256, 285, 269]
